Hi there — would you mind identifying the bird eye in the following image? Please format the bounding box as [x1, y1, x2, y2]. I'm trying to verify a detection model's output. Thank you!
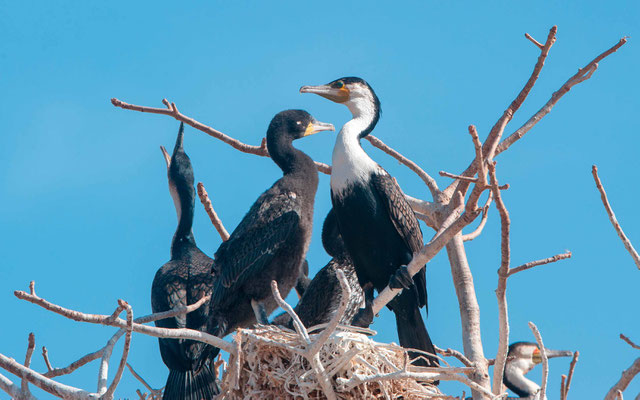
[335, 81, 344, 89]
[296, 121, 301, 125]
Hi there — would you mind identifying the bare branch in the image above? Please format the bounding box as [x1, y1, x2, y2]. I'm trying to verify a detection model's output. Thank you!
[126, 363, 163, 398]
[103, 300, 134, 399]
[365, 135, 440, 197]
[605, 358, 640, 400]
[462, 192, 492, 242]
[197, 182, 230, 241]
[42, 347, 53, 373]
[496, 37, 627, 156]
[489, 162, 510, 395]
[621, 334, 640, 351]
[270, 281, 310, 343]
[372, 204, 481, 315]
[14, 288, 235, 355]
[21, 333, 36, 397]
[528, 322, 549, 400]
[525, 32, 544, 49]
[561, 351, 579, 400]
[435, 346, 473, 368]
[592, 165, 640, 269]
[508, 251, 573, 276]
[440, 171, 478, 183]
[111, 98, 331, 174]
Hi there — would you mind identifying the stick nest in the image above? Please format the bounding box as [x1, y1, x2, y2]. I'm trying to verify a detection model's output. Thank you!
[219, 324, 441, 400]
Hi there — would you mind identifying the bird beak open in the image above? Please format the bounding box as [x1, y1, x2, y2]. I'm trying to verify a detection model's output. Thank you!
[304, 120, 335, 137]
[300, 84, 350, 103]
[160, 146, 171, 169]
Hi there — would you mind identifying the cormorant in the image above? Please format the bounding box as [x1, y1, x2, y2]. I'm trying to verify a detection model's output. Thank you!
[503, 342, 572, 399]
[151, 123, 219, 400]
[206, 110, 334, 359]
[301, 77, 438, 367]
[272, 208, 364, 328]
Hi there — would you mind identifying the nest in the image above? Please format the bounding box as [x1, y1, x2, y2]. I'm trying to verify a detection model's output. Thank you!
[219, 324, 442, 400]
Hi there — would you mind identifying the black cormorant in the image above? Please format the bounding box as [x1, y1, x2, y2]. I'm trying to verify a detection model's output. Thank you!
[206, 110, 334, 359]
[503, 342, 572, 399]
[272, 208, 364, 328]
[301, 77, 438, 367]
[151, 123, 219, 400]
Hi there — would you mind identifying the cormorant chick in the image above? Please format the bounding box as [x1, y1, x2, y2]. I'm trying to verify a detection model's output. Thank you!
[151, 123, 219, 400]
[272, 208, 364, 328]
[206, 110, 334, 359]
[503, 342, 572, 399]
[301, 77, 438, 367]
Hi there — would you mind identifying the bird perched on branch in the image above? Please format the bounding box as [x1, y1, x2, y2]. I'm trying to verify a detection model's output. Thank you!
[503, 342, 573, 399]
[206, 110, 334, 359]
[151, 123, 219, 400]
[272, 208, 365, 328]
[301, 77, 438, 367]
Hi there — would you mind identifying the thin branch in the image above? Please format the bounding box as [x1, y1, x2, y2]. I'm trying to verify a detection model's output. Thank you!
[308, 270, 351, 357]
[0, 371, 29, 400]
[372, 204, 482, 314]
[435, 346, 473, 368]
[111, 98, 331, 174]
[270, 281, 310, 343]
[21, 333, 36, 397]
[621, 334, 640, 351]
[495, 37, 627, 156]
[42, 347, 53, 373]
[528, 322, 549, 400]
[462, 192, 493, 242]
[508, 251, 573, 276]
[103, 300, 134, 400]
[126, 363, 163, 398]
[489, 162, 510, 395]
[561, 351, 579, 400]
[365, 134, 440, 197]
[605, 358, 640, 400]
[440, 171, 478, 183]
[445, 26, 557, 199]
[592, 165, 640, 269]
[197, 182, 230, 241]
[14, 288, 235, 355]
[525, 32, 544, 49]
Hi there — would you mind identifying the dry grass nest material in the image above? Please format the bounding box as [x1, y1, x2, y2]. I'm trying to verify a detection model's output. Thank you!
[219, 324, 442, 400]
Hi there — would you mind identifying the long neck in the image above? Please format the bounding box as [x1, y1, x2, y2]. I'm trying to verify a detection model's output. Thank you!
[504, 362, 541, 398]
[268, 132, 317, 179]
[331, 113, 380, 196]
[169, 183, 196, 259]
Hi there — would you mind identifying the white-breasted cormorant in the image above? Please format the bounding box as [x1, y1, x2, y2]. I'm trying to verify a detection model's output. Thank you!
[301, 77, 438, 367]
[503, 342, 572, 399]
[206, 110, 334, 359]
[272, 208, 365, 328]
[151, 123, 219, 400]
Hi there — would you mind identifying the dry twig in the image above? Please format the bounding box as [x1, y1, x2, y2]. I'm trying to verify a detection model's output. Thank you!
[197, 182, 230, 241]
[528, 322, 549, 400]
[592, 165, 640, 269]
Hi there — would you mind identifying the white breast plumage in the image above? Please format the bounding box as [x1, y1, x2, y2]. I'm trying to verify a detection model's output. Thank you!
[330, 118, 381, 199]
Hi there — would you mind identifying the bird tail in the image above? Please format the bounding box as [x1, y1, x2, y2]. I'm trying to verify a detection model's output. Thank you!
[162, 362, 220, 400]
[392, 290, 439, 368]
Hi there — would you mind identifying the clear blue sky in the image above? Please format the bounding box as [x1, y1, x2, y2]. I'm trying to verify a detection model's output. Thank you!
[1, 2, 638, 398]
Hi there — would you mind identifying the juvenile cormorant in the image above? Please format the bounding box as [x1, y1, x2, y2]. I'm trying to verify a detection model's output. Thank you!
[503, 342, 572, 399]
[206, 110, 334, 358]
[151, 123, 219, 400]
[301, 77, 438, 367]
[272, 208, 364, 328]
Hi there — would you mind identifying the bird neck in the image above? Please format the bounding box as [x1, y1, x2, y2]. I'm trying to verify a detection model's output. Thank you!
[169, 182, 196, 259]
[331, 115, 380, 196]
[504, 362, 541, 398]
[268, 132, 316, 178]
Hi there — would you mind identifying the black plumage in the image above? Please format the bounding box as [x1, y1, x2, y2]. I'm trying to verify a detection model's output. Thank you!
[301, 77, 438, 367]
[151, 123, 219, 400]
[272, 208, 364, 328]
[206, 110, 333, 359]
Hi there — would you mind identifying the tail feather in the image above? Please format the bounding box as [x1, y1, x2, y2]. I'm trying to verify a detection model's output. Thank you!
[392, 292, 439, 368]
[163, 362, 219, 400]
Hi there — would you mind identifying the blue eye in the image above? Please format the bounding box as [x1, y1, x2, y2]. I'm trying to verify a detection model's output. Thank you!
[335, 81, 344, 89]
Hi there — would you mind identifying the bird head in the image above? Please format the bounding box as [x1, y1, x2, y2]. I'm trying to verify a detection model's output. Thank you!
[267, 109, 334, 143]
